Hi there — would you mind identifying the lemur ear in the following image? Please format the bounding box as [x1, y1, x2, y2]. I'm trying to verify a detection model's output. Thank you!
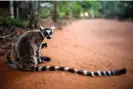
[50, 26, 56, 33]
[40, 26, 44, 32]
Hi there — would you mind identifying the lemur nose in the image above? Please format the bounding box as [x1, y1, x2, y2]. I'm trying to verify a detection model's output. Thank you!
[49, 37, 51, 39]
[47, 36, 51, 39]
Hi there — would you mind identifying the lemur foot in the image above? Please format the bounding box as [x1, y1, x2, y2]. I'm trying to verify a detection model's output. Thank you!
[38, 56, 51, 63]
[41, 43, 47, 48]
[7, 64, 18, 69]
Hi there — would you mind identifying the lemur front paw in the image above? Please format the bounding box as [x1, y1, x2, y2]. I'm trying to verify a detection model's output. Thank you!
[41, 43, 47, 48]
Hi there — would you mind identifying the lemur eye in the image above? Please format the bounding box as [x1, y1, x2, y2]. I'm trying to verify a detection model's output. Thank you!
[44, 32, 47, 36]
[50, 31, 52, 35]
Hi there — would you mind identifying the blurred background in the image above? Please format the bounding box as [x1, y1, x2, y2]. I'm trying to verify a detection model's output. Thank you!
[0, 1, 133, 28]
[0, 1, 133, 54]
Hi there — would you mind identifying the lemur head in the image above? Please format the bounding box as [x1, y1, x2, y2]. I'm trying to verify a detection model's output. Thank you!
[40, 26, 56, 39]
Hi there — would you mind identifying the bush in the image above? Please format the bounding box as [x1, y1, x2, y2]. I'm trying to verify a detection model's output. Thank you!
[39, 8, 51, 18]
[38, 1, 133, 20]
[5, 17, 29, 28]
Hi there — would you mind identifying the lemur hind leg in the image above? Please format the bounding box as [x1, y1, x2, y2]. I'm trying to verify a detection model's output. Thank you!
[5, 50, 12, 64]
[20, 55, 38, 72]
[20, 66, 35, 72]
[37, 55, 51, 64]
[37, 48, 51, 64]
[37, 50, 51, 63]
[5, 50, 18, 69]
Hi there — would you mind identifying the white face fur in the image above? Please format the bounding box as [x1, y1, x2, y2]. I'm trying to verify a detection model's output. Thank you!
[40, 26, 56, 39]
[44, 29, 52, 39]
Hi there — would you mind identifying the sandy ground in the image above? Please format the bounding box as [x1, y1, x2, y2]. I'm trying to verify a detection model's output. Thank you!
[0, 19, 133, 89]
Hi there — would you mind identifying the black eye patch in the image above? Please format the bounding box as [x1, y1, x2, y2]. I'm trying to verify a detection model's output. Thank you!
[43, 31, 48, 36]
[42, 28, 52, 37]
[50, 31, 52, 35]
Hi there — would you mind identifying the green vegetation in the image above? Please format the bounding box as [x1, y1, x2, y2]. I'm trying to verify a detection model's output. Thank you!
[0, 1, 132, 29]
[39, 1, 133, 20]
[101, 1, 133, 19]
[39, 8, 51, 18]
[0, 17, 29, 28]
[6, 17, 29, 28]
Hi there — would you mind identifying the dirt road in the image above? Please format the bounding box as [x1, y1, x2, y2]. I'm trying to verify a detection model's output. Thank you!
[0, 19, 133, 89]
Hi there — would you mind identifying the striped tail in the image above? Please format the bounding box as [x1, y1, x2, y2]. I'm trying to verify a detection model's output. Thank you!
[34, 66, 126, 77]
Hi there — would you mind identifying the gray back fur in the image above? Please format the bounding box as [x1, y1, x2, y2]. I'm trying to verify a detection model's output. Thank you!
[11, 30, 44, 70]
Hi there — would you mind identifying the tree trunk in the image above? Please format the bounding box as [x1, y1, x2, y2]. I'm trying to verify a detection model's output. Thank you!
[10, 0, 14, 18]
[28, 1, 39, 29]
[16, 1, 19, 18]
[52, 1, 57, 23]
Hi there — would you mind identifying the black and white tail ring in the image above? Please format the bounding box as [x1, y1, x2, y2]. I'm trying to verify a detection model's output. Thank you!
[34, 66, 126, 77]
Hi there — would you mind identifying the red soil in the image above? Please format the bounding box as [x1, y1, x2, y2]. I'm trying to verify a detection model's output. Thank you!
[0, 19, 133, 89]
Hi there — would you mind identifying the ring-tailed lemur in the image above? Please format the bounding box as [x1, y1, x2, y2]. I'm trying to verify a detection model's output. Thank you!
[5, 26, 126, 77]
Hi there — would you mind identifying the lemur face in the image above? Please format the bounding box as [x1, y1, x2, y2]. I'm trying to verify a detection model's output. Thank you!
[40, 26, 53, 39]
[43, 28, 52, 39]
